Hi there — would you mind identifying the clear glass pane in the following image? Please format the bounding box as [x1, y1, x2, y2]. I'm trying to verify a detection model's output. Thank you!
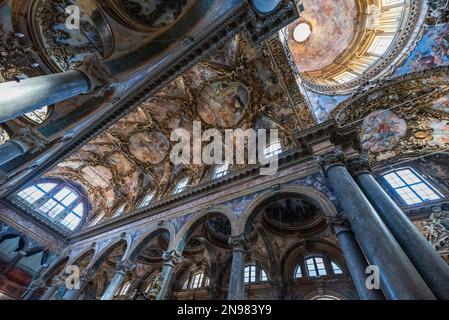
[332, 261, 343, 274]
[411, 183, 440, 201]
[54, 188, 71, 201]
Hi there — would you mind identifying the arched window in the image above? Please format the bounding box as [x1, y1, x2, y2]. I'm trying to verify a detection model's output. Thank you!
[263, 141, 282, 159]
[182, 271, 210, 290]
[294, 264, 303, 279]
[112, 204, 126, 218]
[117, 282, 131, 296]
[331, 261, 343, 275]
[382, 168, 442, 205]
[16, 181, 87, 231]
[305, 255, 327, 277]
[0, 126, 10, 145]
[140, 191, 156, 207]
[243, 264, 269, 284]
[174, 178, 189, 195]
[214, 163, 229, 179]
[24, 106, 50, 124]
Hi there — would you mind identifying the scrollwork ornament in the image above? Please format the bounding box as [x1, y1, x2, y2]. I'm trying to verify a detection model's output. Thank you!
[116, 259, 136, 275]
[314, 146, 346, 174]
[228, 233, 249, 250]
[346, 153, 372, 176]
[162, 250, 183, 266]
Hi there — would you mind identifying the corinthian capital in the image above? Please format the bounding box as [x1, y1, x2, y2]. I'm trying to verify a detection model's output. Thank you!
[228, 233, 249, 250]
[314, 146, 346, 174]
[12, 127, 49, 154]
[162, 250, 183, 266]
[80, 269, 97, 282]
[74, 54, 116, 96]
[346, 153, 372, 176]
[116, 259, 136, 275]
[29, 279, 46, 290]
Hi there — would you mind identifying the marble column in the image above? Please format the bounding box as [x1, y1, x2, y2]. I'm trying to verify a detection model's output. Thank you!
[101, 260, 136, 300]
[0, 71, 89, 123]
[227, 234, 248, 300]
[0, 127, 49, 167]
[156, 250, 183, 300]
[1, 250, 26, 275]
[317, 147, 435, 300]
[22, 279, 46, 300]
[0, 54, 114, 123]
[349, 154, 449, 300]
[331, 219, 384, 300]
[62, 269, 96, 300]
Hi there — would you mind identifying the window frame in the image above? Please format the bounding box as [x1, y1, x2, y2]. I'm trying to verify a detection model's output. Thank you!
[173, 178, 189, 195]
[15, 179, 87, 232]
[213, 163, 230, 179]
[382, 168, 443, 206]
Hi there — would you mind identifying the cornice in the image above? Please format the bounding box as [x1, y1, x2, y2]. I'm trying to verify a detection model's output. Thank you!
[70, 146, 312, 242]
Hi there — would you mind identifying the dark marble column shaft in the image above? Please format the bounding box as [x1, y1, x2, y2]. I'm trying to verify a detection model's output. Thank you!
[319, 148, 436, 300]
[333, 223, 384, 300]
[0, 71, 90, 123]
[157, 250, 183, 300]
[353, 165, 449, 299]
[227, 234, 248, 300]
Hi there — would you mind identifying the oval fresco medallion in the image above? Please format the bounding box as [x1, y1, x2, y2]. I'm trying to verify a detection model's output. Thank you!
[197, 82, 250, 128]
[129, 131, 169, 164]
[360, 110, 407, 153]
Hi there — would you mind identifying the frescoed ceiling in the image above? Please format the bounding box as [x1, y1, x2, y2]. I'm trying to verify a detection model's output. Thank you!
[291, 0, 449, 124]
[43, 35, 308, 225]
[333, 66, 449, 163]
[286, 0, 357, 73]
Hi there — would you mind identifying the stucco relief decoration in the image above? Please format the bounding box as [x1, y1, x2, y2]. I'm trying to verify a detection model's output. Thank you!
[105, 0, 195, 31]
[41, 36, 302, 223]
[34, 0, 109, 71]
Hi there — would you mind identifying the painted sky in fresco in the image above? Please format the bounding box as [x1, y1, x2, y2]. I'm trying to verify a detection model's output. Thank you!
[394, 23, 449, 76]
[305, 23, 449, 123]
[305, 90, 350, 123]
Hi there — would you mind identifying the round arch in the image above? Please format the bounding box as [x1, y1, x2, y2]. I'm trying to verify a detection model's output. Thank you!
[237, 185, 338, 235]
[280, 238, 347, 281]
[170, 205, 238, 252]
[126, 222, 176, 261]
[39, 255, 70, 282]
[88, 236, 131, 270]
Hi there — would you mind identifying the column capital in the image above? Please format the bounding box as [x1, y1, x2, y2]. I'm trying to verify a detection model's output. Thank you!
[346, 153, 372, 176]
[328, 215, 353, 236]
[228, 233, 249, 251]
[51, 275, 65, 287]
[29, 279, 46, 290]
[12, 127, 49, 154]
[80, 269, 97, 282]
[116, 259, 136, 275]
[314, 146, 346, 175]
[74, 54, 116, 96]
[162, 250, 183, 267]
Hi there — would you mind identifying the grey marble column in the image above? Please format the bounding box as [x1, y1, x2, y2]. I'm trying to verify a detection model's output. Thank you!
[332, 221, 384, 300]
[0, 141, 28, 166]
[22, 279, 46, 300]
[62, 269, 96, 300]
[349, 155, 449, 300]
[156, 250, 183, 300]
[0, 127, 49, 167]
[227, 234, 248, 300]
[0, 54, 114, 124]
[317, 147, 435, 300]
[0, 71, 89, 123]
[101, 260, 136, 300]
